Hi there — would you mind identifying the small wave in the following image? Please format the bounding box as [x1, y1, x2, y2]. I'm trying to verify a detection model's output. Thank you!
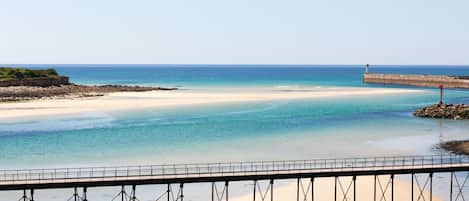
[275, 85, 301, 90]
[223, 103, 281, 115]
[274, 85, 324, 92]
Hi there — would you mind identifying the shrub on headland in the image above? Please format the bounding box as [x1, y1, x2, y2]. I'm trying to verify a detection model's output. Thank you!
[0, 67, 59, 80]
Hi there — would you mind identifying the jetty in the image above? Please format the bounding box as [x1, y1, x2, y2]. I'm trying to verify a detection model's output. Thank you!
[363, 73, 469, 89]
[363, 65, 469, 119]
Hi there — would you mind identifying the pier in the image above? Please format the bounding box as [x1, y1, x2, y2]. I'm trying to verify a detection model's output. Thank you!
[363, 73, 469, 89]
[1, 154, 469, 201]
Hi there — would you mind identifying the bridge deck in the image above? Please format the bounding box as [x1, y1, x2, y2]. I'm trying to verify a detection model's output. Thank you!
[1, 155, 469, 190]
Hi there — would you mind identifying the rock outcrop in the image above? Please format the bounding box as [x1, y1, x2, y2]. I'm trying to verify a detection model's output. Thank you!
[440, 140, 469, 155]
[0, 84, 177, 102]
[0, 76, 69, 87]
[0, 67, 178, 102]
[414, 104, 469, 120]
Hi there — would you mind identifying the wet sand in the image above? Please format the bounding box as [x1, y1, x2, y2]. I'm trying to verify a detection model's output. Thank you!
[0, 87, 422, 120]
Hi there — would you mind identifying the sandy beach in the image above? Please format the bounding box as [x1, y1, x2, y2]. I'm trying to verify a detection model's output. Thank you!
[231, 176, 442, 201]
[0, 87, 422, 120]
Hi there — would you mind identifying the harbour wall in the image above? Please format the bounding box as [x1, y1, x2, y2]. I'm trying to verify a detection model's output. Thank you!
[363, 73, 469, 89]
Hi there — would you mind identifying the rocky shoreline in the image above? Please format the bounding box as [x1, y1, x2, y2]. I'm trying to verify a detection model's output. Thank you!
[414, 104, 469, 120]
[0, 84, 177, 102]
[440, 140, 469, 155]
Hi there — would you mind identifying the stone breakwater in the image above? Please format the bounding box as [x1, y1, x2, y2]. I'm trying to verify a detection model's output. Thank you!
[0, 84, 177, 102]
[364, 73, 469, 89]
[414, 104, 469, 120]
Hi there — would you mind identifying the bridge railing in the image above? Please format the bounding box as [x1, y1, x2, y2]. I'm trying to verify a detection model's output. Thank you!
[1, 154, 468, 183]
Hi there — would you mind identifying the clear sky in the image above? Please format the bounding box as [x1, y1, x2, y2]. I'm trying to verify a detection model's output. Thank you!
[0, 0, 468, 65]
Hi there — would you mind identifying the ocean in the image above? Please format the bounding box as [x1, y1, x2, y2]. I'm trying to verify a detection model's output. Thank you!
[8, 64, 469, 88]
[1, 65, 469, 170]
[1, 64, 469, 201]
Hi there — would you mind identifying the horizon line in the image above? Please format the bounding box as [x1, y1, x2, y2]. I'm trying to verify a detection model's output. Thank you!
[2, 63, 469, 67]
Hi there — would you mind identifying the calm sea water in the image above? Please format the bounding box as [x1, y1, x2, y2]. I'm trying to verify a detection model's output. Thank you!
[8, 64, 469, 87]
[1, 65, 469, 169]
[1, 65, 469, 201]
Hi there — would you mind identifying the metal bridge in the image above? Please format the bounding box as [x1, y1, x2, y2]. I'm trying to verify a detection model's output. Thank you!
[1, 154, 469, 201]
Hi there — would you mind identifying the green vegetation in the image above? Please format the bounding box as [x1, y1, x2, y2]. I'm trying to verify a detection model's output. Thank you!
[0, 67, 59, 81]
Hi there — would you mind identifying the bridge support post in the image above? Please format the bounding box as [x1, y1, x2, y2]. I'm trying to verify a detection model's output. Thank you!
[83, 187, 88, 201]
[253, 180, 257, 201]
[122, 185, 125, 201]
[212, 181, 229, 201]
[21, 189, 27, 201]
[270, 179, 273, 201]
[158, 183, 185, 201]
[336, 176, 355, 201]
[412, 173, 414, 201]
[180, 183, 184, 201]
[311, 178, 315, 201]
[451, 172, 469, 201]
[391, 174, 394, 201]
[30, 189, 34, 201]
[430, 173, 433, 201]
[168, 184, 170, 201]
[295, 178, 313, 201]
[373, 174, 393, 201]
[131, 185, 137, 201]
[334, 176, 337, 201]
[111, 185, 130, 201]
[297, 178, 300, 201]
[74, 187, 78, 201]
[226, 181, 229, 201]
[67, 186, 86, 201]
[353, 176, 356, 201]
[252, 180, 274, 201]
[411, 172, 433, 201]
[374, 175, 377, 201]
[450, 172, 453, 201]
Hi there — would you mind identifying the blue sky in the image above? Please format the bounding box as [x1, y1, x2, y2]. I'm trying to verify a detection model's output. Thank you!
[0, 0, 468, 65]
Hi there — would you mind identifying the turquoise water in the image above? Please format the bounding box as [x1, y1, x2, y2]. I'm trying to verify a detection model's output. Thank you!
[7, 64, 469, 87]
[1, 65, 469, 169]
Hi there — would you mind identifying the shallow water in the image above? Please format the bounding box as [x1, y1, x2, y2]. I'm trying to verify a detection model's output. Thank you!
[0, 87, 468, 169]
[1, 65, 469, 200]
